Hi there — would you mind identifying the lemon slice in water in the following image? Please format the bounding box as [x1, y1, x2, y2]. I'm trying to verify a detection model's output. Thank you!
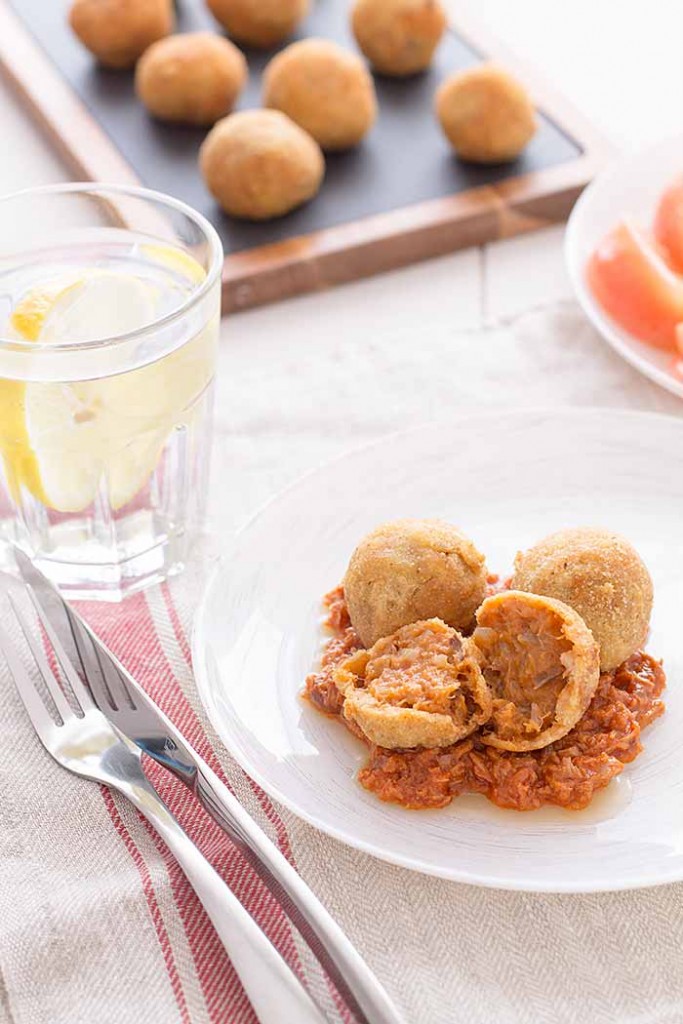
[10, 278, 82, 342]
[142, 243, 207, 285]
[1, 271, 169, 513]
[38, 270, 159, 344]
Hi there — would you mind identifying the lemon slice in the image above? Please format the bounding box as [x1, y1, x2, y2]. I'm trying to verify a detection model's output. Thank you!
[20, 382, 104, 512]
[10, 278, 83, 342]
[141, 243, 207, 285]
[8, 270, 158, 344]
[1, 276, 90, 504]
[0, 376, 46, 505]
[3, 272, 156, 512]
[21, 381, 169, 512]
[41, 271, 158, 344]
[2, 270, 215, 513]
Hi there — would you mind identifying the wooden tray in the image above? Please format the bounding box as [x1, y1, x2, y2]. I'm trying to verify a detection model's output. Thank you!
[0, 0, 609, 313]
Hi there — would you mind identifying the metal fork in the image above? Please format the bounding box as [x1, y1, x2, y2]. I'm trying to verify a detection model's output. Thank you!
[0, 580, 327, 1024]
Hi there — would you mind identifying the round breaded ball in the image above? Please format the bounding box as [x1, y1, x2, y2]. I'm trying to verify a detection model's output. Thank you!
[435, 62, 537, 163]
[512, 527, 654, 672]
[263, 39, 377, 151]
[136, 33, 247, 126]
[199, 110, 324, 220]
[351, 0, 447, 77]
[206, 0, 309, 48]
[344, 519, 488, 648]
[68, 0, 173, 69]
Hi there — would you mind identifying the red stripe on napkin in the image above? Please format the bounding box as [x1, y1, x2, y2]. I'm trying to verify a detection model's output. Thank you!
[102, 787, 193, 1024]
[140, 809, 255, 1024]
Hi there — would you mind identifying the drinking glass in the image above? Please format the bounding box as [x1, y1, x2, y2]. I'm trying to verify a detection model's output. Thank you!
[0, 183, 223, 599]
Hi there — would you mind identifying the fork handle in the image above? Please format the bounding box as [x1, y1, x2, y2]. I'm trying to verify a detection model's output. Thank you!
[123, 779, 326, 1024]
[195, 766, 404, 1024]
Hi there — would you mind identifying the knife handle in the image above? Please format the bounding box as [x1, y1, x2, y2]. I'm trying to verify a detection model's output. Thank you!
[122, 773, 327, 1024]
[196, 767, 404, 1024]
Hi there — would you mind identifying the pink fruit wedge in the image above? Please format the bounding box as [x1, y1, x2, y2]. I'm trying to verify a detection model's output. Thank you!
[587, 219, 683, 351]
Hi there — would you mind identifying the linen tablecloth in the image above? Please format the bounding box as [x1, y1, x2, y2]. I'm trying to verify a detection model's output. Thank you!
[2, 284, 683, 1024]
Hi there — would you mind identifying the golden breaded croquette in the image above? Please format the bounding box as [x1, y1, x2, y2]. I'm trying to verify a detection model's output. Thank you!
[435, 62, 537, 163]
[343, 519, 488, 648]
[136, 33, 247, 126]
[206, 0, 309, 48]
[263, 39, 377, 151]
[199, 109, 324, 220]
[69, 0, 173, 69]
[335, 619, 492, 749]
[351, 0, 447, 76]
[512, 527, 654, 671]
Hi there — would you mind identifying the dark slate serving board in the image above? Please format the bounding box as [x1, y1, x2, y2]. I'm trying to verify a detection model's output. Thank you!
[8, 0, 582, 257]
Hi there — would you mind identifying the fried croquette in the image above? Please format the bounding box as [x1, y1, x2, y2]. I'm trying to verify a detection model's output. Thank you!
[512, 527, 654, 671]
[69, 0, 173, 68]
[335, 618, 492, 749]
[351, 0, 447, 76]
[343, 519, 488, 648]
[199, 109, 324, 220]
[263, 39, 377, 151]
[136, 33, 247, 125]
[473, 590, 600, 752]
[435, 62, 537, 163]
[206, 0, 309, 48]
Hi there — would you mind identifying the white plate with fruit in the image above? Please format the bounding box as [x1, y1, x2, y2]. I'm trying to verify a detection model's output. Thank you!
[566, 134, 683, 400]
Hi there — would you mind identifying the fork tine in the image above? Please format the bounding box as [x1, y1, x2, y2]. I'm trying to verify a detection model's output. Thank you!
[0, 611, 60, 736]
[8, 591, 76, 723]
[24, 588, 95, 713]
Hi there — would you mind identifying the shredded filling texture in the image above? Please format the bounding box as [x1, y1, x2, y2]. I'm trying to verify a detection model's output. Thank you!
[334, 618, 491, 749]
[304, 587, 665, 811]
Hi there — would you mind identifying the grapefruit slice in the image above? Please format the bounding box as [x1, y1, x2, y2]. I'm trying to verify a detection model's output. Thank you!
[586, 218, 683, 350]
[653, 176, 683, 274]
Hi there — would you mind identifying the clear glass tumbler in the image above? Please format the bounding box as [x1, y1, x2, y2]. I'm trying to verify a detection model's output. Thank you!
[0, 183, 223, 599]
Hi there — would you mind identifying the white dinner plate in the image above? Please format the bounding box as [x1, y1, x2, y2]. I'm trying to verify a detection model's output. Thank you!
[565, 135, 683, 401]
[193, 409, 683, 892]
